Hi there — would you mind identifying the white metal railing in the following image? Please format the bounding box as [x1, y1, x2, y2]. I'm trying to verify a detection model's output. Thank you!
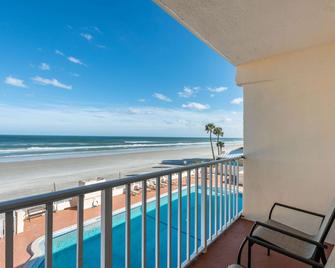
[0, 154, 243, 268]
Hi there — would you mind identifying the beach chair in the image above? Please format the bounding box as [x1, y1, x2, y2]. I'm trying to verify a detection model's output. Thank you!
[160, 176, 168, 187]
[26, 204, 47, 221]
[131, 182, 142, 195]
[237, 201, 335, 268]
[147, 179, 156, 190]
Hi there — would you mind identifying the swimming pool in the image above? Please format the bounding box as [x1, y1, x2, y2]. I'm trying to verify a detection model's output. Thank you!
[31, 187, 243, 268]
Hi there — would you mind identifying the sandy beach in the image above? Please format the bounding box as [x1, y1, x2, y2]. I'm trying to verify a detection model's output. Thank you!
[0, 144, 241, 201]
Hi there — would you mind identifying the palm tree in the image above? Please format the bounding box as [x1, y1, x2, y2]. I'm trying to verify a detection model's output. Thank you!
[213, 127, 224, 156]
[205, 123, 216, 159]
[217, 141, 225, 155]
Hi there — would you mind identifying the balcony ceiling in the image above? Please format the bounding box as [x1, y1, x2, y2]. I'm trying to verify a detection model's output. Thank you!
[155, 0, 335, 65]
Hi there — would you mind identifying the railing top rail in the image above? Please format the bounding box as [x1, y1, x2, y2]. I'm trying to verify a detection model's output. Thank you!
[0, 154, 243, 213]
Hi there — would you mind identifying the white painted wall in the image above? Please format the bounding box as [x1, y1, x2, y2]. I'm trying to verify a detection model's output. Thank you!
[237, 42, 335, 243]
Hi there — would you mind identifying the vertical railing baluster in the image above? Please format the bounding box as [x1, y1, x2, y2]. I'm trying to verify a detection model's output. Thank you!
[155, 177, 161, 268]
[194, 168, 199, 254]
[5, 211, 13, 268]
[167, 174, 172, 268]
[142, 180, 147, 268]
[233, 161, 236, 218]
[236, 160, 240, 216]
[219, 162, 223, 231]
[125, 183, 131, 268]
[201, 166, 207, 253]
[224, 163, 228, 229]
[177, 172, 182, 268]
[77, 194, 84, 268]
[228, 162, 232, 224]
[186, 169, 191, 260]
[214, 163, 218, 236]
[209, 165, 212, 240]
[101, 188, 113, 268]
[45, 202, 53, 268]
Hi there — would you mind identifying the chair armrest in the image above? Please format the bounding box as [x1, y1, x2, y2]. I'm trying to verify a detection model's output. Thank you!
[269, 202, 325, 220]
[250, 221, 324, 248]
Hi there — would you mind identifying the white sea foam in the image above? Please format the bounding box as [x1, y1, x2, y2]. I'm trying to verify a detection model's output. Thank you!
[0, 142, 210, 155]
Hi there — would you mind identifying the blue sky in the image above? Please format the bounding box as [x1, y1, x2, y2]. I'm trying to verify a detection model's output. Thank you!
[0, 0, 243, 137]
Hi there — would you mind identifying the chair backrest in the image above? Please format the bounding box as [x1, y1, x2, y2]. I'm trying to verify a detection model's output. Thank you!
[315, 200, 335, 243]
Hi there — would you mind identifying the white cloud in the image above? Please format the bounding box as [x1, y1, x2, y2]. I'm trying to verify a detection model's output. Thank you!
[178, 86, 198, 98]
[4, 76, 27, 88]
[208, 86, 227, 93]
[153, 93, 172, 102]
[0, 104, 243, 137]
[128, 108, 142, 114]
[39, 63, 50, 71]
[32, 76, 72, 90]
[96, 44, 107, 49]
[55, 50, 64, 56]
[80, 33, 93, 41]
[137, 98, 146, 102]
[231, 97, 243, 105]
[67, 56, 86, 66]
[182, 102, 210, 111]
[93, 26, 102, 34]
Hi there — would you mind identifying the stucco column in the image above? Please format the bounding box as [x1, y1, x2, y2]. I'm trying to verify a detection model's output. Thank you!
[236, 42, 335, 243]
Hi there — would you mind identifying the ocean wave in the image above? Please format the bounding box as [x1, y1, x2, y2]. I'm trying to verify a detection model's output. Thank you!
[0, 142, 209, 154]
[124, 141, 154, 144]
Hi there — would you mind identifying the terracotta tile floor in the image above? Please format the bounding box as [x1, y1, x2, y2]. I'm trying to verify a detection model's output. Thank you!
[190, 218, 334, 268]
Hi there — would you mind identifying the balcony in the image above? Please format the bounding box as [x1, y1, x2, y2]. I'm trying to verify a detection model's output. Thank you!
[2, 1, 335, 267]
[0, 156, 245, 268]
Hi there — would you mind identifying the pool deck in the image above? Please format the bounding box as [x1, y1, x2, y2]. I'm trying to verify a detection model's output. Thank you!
[0, 177, 192, 268]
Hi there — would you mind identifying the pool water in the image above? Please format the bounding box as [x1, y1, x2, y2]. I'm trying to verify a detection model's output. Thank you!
[35, 188, 243, 268]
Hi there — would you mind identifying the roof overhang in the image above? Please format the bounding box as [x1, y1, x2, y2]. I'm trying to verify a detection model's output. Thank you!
[155, 0, 335, 65]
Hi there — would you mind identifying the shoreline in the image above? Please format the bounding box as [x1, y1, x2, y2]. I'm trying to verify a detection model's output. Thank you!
[0, 143, 241, 201]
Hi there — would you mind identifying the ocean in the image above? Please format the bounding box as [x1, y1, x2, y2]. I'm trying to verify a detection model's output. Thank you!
[0, 135, 243, 162]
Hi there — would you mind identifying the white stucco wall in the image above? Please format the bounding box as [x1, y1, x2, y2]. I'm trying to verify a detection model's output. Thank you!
[237, 42, 335, 243]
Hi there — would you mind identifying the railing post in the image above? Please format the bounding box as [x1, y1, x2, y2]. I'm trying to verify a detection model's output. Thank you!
[142, 180, 147, 268]
[214, 163, 218, 236]
[5, 211, 14, 268]
[155, 177, 161, 268]
[209, 165, 212, 239]
[177, 172, 182, 268]
[167, 174, 172, 268]
[194, 168, 199, 254]
[101, 188, 113, 268]
[224, 163, 228, 228]
[228, 162, 232, 224]
[236, 160, 240, 216]
[125, 183, 131, 268]
[45, 202, 53, 268]
[201, 166, 207, 253]
[77, 194, 84, 268]
[219, 162, 223, 231]
[186, 169, 191, 261]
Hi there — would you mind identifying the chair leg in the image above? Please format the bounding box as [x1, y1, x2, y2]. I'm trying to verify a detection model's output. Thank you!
[267, 248, 270, 256]
[248, 240, 253, 268]
[320, 249, 327, 265]
[313, 252, 321, 268]
[237, 238, 248, 265]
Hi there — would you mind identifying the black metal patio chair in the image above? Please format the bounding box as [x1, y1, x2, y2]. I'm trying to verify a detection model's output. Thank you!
[236, 201, 335, 268]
